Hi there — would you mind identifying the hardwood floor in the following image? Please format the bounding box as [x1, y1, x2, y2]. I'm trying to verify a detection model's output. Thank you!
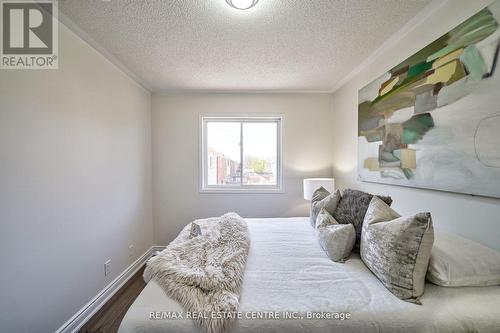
[79, 266, 146, 333]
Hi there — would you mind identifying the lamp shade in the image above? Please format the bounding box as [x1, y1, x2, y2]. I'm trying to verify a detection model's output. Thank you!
[303, 178, 335, 200]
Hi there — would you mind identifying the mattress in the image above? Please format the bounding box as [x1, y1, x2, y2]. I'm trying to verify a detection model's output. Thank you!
[119, 217, 500, 333]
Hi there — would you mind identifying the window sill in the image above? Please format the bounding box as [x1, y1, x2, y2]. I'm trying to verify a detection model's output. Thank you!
[199, 188, 284, 194]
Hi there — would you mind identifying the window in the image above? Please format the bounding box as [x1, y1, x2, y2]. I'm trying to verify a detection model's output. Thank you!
[201, 116, 282, 192]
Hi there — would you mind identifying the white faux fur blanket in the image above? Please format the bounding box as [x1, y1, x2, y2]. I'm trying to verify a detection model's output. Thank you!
[143, 213, 250, 333]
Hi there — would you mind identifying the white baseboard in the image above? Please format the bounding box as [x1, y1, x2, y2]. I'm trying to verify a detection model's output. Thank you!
[55, 245, 165, 333]
[151, 245, 167, 253]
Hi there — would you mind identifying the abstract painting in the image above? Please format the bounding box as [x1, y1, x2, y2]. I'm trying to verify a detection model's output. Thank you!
[358, 1, 500, 198]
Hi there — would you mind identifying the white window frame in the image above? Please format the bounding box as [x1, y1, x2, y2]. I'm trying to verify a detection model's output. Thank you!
[200, 115, 283, 193]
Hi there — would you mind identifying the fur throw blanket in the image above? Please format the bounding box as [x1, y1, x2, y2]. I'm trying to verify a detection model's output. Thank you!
[144, 213, 250, 333]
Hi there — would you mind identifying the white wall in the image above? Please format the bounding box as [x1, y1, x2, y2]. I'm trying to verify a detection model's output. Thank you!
[152, 93, 333, 244]
[330, 0, 500, 251]
[0, 23, 153, 333]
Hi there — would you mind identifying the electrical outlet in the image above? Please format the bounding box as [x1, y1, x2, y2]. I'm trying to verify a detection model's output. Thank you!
[104, 259, 111, 277]
[128, 244, 134, 258]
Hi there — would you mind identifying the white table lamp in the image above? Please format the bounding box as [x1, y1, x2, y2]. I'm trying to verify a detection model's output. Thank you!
[303, 178, 335, 200]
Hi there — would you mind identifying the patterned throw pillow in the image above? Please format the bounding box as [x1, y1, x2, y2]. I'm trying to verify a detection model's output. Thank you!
[310, 187, 341, 227]
[316, 208, 355, 262]
[189, 222, 202, 238]
[332, 189, 392, 252]
[361, 196, 434, 304]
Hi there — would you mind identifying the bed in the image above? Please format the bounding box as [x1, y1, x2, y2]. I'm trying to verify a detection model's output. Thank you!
[119, 217, 500, 333]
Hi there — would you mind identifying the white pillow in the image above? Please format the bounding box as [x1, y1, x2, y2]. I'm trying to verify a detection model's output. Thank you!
[426, 231, 500, 287]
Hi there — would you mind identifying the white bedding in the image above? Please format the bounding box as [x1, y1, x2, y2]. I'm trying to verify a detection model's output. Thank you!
[119, 217, 500, 333]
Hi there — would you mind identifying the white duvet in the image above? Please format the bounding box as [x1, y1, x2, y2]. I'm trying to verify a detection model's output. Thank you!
[119, 217, 500, 333]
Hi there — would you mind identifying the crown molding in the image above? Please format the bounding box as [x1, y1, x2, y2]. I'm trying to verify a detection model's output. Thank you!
[57, 0, 454, 95]
[57, 10, 152, 93]
[329, 0, 448, 94]
[152, 89, 332, 95]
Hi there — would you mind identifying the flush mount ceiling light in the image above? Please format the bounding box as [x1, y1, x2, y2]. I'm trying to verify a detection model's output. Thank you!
[226, 0, 259, 10]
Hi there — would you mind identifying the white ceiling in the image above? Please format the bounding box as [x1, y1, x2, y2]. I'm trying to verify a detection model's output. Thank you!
[59, 0, 433, 93]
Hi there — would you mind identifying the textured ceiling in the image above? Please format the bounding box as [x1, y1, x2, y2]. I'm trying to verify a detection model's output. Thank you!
[59, 0, 432, 92]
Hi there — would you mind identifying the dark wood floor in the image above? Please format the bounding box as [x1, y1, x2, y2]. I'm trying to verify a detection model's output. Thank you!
[79, 266, 146, 333]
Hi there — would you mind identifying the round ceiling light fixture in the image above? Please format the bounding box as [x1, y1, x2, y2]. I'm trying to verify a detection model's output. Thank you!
[226, 0, 259, 10]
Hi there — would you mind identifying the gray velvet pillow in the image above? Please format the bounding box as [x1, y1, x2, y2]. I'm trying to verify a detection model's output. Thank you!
[315, 207, 337, 229]
[332, 189, 392, 252]
[360, 197, 434, 304]
[316, 209, 355, 262]
[311, 186, 330, 202]
[310, 188, 341, 227]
